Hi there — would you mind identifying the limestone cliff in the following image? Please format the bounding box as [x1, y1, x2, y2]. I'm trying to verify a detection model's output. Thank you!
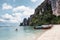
[20, 0, 52, 26]
[20, 0, 60, 26]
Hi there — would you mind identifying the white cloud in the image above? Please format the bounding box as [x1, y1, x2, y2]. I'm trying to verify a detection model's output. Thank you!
[31, 0, 37, 2]
[1, 13, 21, 23]
[12, 13, 22, 22]
[2, 3, 13, 10]
[1, 5, 34, 24]
[0, 19, 5, 22]
[2, 14, 13, 19]
[13, 6, 34, 17]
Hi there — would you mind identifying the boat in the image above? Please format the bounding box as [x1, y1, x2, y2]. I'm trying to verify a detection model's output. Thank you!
[34, 25, 52, 29]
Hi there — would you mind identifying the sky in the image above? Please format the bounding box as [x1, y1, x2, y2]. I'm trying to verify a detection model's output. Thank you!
[0, 0, 44, 26]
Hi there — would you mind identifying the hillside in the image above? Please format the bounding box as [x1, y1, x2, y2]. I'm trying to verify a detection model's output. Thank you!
[20, 0, 60, 26]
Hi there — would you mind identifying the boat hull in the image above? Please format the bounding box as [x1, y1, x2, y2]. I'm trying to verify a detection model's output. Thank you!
[34, 25, 52, 29]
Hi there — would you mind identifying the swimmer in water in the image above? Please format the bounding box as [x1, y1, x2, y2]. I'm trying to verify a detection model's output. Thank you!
[15, 29, 18, 31]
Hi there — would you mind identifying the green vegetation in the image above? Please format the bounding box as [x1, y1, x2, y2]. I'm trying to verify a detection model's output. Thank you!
[20, 1, 60, 26]
[29, 4, 60, 26]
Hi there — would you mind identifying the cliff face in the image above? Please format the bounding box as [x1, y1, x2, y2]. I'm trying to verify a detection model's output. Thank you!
[29, 0, 53, 26]
[20, 18, 28, 26]
[34, 0, 52, 15]
[20, 0, 52, 26]
[20, 0, 60, 26]
[50, 0, 60, 16]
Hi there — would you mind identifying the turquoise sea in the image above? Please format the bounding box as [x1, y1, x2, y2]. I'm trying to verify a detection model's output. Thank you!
[0, 26, 46, 40]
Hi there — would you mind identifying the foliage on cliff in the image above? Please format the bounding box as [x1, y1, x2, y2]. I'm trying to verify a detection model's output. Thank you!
[29, 3, 60, 26]
[20, 1, 60, 26]
[29, 3, 51, 26]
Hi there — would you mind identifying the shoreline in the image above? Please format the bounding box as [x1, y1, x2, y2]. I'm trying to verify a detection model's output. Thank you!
[36, 25, 60, 40]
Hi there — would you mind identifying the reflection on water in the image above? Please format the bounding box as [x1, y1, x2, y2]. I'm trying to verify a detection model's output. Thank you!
[0, 26, 46, 40]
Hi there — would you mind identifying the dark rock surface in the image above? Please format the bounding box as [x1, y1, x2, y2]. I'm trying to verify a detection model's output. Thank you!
[20, 0, 52, 26]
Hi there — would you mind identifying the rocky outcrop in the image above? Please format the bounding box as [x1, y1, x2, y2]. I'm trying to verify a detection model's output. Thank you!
[20, 0, 52, 26]
[20, 18, 28, 26]
[20, 0, 60, 26]
[34, 0, 52, 15]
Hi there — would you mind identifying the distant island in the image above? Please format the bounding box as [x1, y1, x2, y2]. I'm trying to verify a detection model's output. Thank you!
[20, 0, 60, 26]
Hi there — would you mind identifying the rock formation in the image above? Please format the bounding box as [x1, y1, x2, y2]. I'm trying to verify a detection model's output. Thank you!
[20, 0, 52, 26]
[20, 0, 60, 26]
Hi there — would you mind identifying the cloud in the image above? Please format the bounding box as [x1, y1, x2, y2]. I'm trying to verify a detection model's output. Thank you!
[0, 13, 23, 23]
[1, 5, 34, 24]
[31, 0, 37, 2]
[2, 3, 13, 10]
[12, 13, 22, 22]
[0, 19, 5, 22]
[13, 6, 34, 17]
[1, 13, 21, 23]
[2, 13, 13, 19]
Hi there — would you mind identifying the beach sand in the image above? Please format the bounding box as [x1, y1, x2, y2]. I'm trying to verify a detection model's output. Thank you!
[37, 25, 60, 40]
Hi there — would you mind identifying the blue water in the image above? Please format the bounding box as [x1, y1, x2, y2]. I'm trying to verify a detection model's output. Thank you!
[0, 26, 46, 40]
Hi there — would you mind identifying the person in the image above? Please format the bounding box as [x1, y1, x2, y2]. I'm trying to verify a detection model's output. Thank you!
[15, 28, 18, 31]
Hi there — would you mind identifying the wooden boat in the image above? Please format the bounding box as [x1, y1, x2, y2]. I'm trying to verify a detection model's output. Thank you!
[34, 25, 52, 29]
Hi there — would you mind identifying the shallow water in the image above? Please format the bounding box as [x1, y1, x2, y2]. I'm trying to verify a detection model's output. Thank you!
[0, 26, 46, 40]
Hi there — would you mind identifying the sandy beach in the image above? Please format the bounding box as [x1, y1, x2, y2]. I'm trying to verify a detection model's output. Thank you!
[37, 25, 60, 40]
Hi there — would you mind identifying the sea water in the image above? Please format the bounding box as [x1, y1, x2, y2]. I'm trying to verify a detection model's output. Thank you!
[0, 26, 46, 40]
